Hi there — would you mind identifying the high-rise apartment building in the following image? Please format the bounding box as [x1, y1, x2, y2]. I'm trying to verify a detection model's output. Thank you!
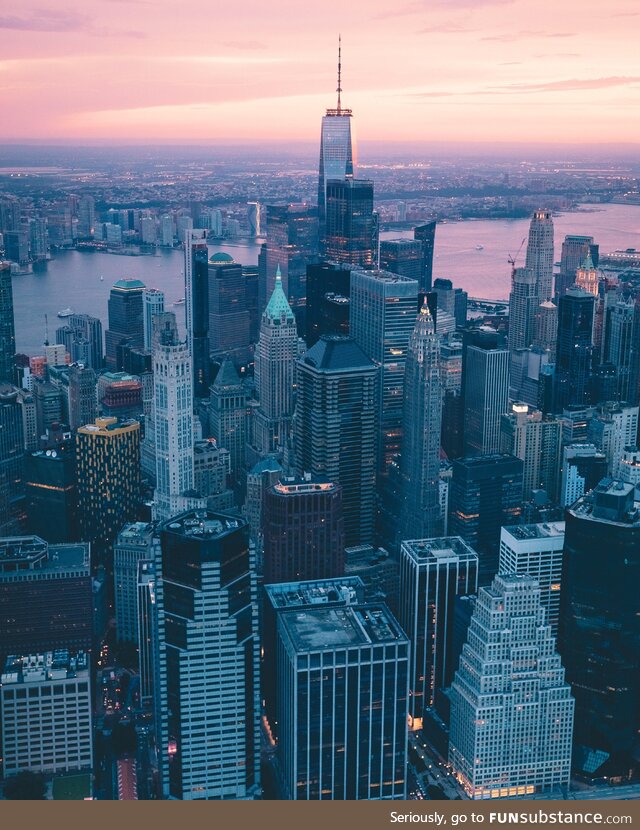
[76, 417, 141, 567]
[399, 537, 478, 722]
[0, 261, 16, 384]
[525, 209, 554, 303]
[154, 511, 260, 800]
[1, 650, 93, 778]
[499, 522, 565, 636]
[449, 453, 524, 585]
[559, 480, 640, 781]
[263, 475, 344, 584]
[104, 278, 145, 370]
[449, 574, 574, 799]
[277, 602, 408, 800]
[349, 269, 419, 475]
[152, 313, 196, 522]
[114, 522, 157, 643]
[142, 288, 165, 351]
[294, 336, 377, 546]
[399, 302, 443, 541]
[324, 178, 378, 269]
[253, 268, 298, 456]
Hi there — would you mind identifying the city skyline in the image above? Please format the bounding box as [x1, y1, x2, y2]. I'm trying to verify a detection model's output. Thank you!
[1, 0, 639, 145]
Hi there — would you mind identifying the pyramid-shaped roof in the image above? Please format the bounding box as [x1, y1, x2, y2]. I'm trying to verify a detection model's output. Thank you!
[212, 356, 241, 388]
[264, 266, 295, 323]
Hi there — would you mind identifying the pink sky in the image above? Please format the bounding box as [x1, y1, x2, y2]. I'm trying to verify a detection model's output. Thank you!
[1, 0, 639, 144]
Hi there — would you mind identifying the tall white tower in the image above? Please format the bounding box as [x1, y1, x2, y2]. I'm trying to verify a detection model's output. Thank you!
[152, 312, 197, 522]
[525, 209, 554, 303]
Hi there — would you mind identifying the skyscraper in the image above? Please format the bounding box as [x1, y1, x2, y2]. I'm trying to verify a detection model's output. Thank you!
[508, 267, 537, 352]
[559, 443, 608, 507]
[151, 313, 196, 523]
[25, 441, 78, 542]
[525, 209, 554, 303]
[557, 234, 594, 299]
[277, 602, 408, 800]
[575, 253, 599, 296]
[294, 336, 377, 546]
[449, 574, 574, 799]
[399, 536, 478, 723]
[318, 38, 356, 238]
[305, 261, 351, 346]
[142, 288, 165, 352]
[208, 253, 252, 367]
[114, 522, 157, 643]
[349, 268, 419, 475]
[76, 417, 141, 568]
[324, 178, 378, 269]
[104, 278, 145, 371]
[0, 261, 16, 385]
[263, 474, 344, 584]
[462, 329, 510, 456]
[184, 229, 210, 397]
[136, 558, 156, 705]
[154, 510, 260, 800]
[554, 286, 595, 412]
[209, 358, 248, 489]
[449, 453, 524, 585]
[379, 239, 423, 282]
[399, 302, 443, 541]
[253, 267, 298, 456]
[413, 221, 437, 292]
[0, 386, 25, 536]
[67, 362, 97, 430]
[61, 313, 103, 371]
[533, 300, 558, 353]
[500, 403, 562, 500]
[559, 479, 640, 781]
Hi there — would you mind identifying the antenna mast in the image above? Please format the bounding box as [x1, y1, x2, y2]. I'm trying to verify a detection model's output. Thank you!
[336, 34, 342, 114]
[44, 313, 49, 347]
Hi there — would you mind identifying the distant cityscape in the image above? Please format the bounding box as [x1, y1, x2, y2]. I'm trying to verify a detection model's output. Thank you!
[0, 50, 640, 803]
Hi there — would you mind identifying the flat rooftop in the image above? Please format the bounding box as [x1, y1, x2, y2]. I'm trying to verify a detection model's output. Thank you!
[265, 577, 363, 610]
[164, 510, 245, 540]
[281, 604, 406, 653]
[2, 650, 89, 685]
[502, 521, 565, 542]
[0, 537, 89, 576]
[401, 536, 479, 563]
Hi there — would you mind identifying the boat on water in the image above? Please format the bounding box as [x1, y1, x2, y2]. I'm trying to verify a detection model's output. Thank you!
[100, 275, 104, 281]
[57, 307, 73, 318]
[174, 298, 185, 306]
[475, 245, 484, 251]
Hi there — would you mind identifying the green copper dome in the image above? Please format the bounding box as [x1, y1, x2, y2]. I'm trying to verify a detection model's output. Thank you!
[113, 277, 146, 290]
[209, 252, 236, 264]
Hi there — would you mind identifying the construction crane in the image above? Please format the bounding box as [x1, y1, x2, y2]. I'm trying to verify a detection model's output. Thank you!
[507, 237, 526, 278]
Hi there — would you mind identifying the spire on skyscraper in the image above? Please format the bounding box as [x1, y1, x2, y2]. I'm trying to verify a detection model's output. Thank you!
[336, 34, 342, 114]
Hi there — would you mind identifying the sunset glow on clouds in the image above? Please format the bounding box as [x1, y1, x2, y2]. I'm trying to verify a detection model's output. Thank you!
[1, 0, 639, 144]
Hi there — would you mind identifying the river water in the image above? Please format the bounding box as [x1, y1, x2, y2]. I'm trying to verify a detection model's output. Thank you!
[12, 203, 640, 355]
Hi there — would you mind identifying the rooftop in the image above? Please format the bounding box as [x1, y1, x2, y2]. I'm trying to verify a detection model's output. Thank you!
[502, 522, 565, 542]
[209, 252, 236, 264]
[301, 335, 376, 373]
[280, 604, 406, 653]
[163, 509, 245, 540]
[0, 537, 89, 576]
[265, 577, 364, 610]
[112, 277, 146, 291]
[2, 650, 89, 685]
[569, 478, 640, 527]
[272, 474, 338, 496]
[401, 536, 479, 564]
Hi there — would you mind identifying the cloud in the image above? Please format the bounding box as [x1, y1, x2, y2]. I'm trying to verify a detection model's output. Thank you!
[493, 76, 640, 93]
[0, 8, 92, 32]
[373, 0, 513, 19]
[222, 40, 268, 51]
[481, 30, 573, 42]
[419, 21, 478, 34]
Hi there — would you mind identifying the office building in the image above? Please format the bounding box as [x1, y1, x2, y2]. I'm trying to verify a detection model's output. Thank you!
[152, 313, 196, 522]
[67, 363, 97, 430]
[317, 45, 356, 236]
[294, 336, 377, 546]
[462, 329, 510, 456]
[508, 267, 537, 352]
[277, 602, 408, 800]
[559, 480, 640, 781]
[413, 221, 437, 292]
[0, 386, 26, 536]
[525, 209, 554, 303]
[574, 253, 599, 296]
[143, 288, 165, 351]
[1, 650, 93, 778]
[557, 234, 594, 299]
[324, 178, 378, 269]
[263, 475, 344, 584]
[25, 442, 78, 543]
[349, 269, 419, 474]
[0, 537, 92, 669]
[193, 438, 232, 509]
[209, 358, 248, 488]
[615, 445, 640, 488]
[208, 253, 252, 367]
[154, 511, 260, 800]
[559, 443, 607, 507]
[344, 544, 400, 614]
[0, 261, 16, 384]
[500, 404, 562, 500]
[533, 300, 558, 353]
[379, 238, 423, 281]
[76, 417, 141, 568]
[449, 453, 524, 584]
[554, 287, 594, 411]
[449, 574, 574, 799]
[499, 522, 565, 636]
[244, 457, 283, 551]
[137, 559, 156, 705]
[253, 267, 298, 456]
[440, 336, 464, 459]
[603, 296, 635, 403]
[399, 537, 478, 723]
[104, 278, 145, 370]
[58, 313, 103, 371]
[185, 230, 210, 397]
[399, 302, 443, 541]
[77, 195, 95, 238]
[305, 261, 351, 346]
[587, 402, 639, 475]
[114, 522, 157, 643]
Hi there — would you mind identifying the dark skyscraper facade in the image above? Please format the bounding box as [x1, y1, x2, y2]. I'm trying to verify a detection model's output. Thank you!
[104, 278, 145, 370]
[324, 179, 378, 269]
[413, 221, 437, 292]
[263, 475, 344, 584]
[449, 453, 524, 585]
[306, 261, 351, 347]
[0, 261, 16, 384]
[208, 253, 252, 367]
[185, 229, 210, 398]
[0, 386, 25, 536]
[379, 239, 423, 282]
[554, 286, 595, 412]
[559, 479, 640, 782]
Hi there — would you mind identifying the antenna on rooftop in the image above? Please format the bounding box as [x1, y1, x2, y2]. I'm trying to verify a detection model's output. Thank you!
[44, 313, 49, 347]
[336, 35, 342, 114]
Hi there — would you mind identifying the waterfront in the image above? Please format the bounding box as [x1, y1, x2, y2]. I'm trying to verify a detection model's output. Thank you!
[12, 203, 640, 355]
